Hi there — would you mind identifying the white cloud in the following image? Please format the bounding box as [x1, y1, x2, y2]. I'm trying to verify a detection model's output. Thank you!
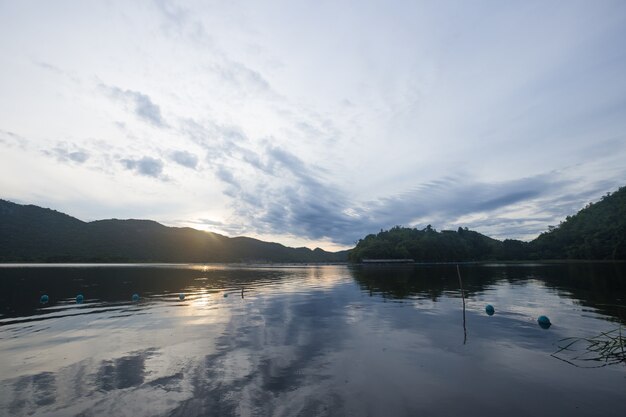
[101, 85, 168, 128]
[121, 156, 165, 178]
[170, 150, 198, 169]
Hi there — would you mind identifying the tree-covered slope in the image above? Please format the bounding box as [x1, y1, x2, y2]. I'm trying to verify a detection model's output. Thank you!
[348, 225, 516, 262]
[529, 186, 626, 260]
[0, 200, 347, 263]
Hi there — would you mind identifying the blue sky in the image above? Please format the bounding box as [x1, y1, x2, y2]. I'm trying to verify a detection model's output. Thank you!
[1, 0, 625, 250]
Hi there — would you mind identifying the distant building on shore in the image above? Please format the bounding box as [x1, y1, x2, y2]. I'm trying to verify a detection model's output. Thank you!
[361, 259, 415, 264]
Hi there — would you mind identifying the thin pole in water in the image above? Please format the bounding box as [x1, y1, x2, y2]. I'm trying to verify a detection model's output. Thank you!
[457, 264, 467, 345]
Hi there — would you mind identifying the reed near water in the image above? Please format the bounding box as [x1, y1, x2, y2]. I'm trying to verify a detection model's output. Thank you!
[552, 326, 626, 368]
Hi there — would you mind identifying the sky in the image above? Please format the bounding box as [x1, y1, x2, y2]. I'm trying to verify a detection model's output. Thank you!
[1, 0, 626, 251]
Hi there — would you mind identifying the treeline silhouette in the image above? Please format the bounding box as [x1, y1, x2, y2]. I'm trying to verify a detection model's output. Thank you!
[0, 200, 347, 263]
[2, 185, 624, 263]
[349, 186, 626, 262]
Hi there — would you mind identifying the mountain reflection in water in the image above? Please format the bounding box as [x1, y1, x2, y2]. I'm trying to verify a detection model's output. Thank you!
[0, 263, 625, 417]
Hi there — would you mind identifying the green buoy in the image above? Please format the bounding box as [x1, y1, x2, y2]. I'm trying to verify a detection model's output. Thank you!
[485, 304, 495, 316]
[538, 315, 551, 329]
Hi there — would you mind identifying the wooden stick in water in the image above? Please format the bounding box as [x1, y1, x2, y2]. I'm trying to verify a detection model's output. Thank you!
[457, 264, 467, 345]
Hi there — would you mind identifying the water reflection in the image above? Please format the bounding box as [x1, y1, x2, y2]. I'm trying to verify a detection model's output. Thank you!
[96, 348, 156, 391]
[350, 262, 626, 323]
[0, 263, 625, 416]
[9, 371, 56, 413]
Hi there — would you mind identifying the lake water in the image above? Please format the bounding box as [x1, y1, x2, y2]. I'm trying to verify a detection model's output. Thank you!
[0, 263, 625, 417]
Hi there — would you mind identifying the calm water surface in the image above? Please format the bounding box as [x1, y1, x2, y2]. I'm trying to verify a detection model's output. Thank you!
[0, 263, 625, 417]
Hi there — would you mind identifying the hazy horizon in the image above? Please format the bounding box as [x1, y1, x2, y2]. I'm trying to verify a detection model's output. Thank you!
[2, 1, 626, 251]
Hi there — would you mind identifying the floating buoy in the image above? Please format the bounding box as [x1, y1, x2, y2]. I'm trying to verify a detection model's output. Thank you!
[538, 315, 551, 329]
[132, 293, 140, 302]
[485, 304, 495, 316]
[76, 294, 84, 304]
[40, 294, 49, 304]
[179, 293, 185, 300]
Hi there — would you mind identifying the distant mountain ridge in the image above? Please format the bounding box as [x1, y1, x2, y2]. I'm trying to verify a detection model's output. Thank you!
[0, 200, 348, 263]
[3, 185, 625, 263]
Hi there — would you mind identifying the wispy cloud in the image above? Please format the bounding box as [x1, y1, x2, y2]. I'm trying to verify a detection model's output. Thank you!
[208, 148, 619, 244]
[211, 61, 271, 94]
[101, 85, 167, 128]
[0, 129, 28, 149]
[44, 146, 90, 164]
[169, 150, 198, 169]
[121, 156, 165, 178]
[33, 60, 65, 75]
[171, 109, 620, 245]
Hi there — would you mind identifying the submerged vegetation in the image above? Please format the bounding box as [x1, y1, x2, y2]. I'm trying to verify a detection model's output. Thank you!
[349, 186, 626, 262]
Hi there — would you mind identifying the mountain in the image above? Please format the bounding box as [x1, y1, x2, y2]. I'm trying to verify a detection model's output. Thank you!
[3, 186, 624, 263]
[349, 186, 626, 262]
[0, 200, 348, 263]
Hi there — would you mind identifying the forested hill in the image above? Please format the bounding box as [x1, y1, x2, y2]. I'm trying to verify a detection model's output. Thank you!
[348, 226, 520, 262]
[0, 200, 347, 263]
[530, 186, 626, 259]
[349, 186, 626, 262]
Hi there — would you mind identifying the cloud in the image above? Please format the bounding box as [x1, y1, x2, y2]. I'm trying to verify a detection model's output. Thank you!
[206, 144, 354, 242]
[33, 60, 65, 75]
[32, 60, 81, 84]
[212, 61, 271, 93]
[215, 165, 237, 185]
[169, 150, 198, 169]
[121, 156, 165, 178]
[153, 0, 188, 30]
[153, 4, 274, 98]
[184, 218, 247, 235]
[354, 173, 620, 243]
[152, 0, 212, 44]
[101, 85, 167, 127]
[207, 141, 613, 244]
[179, 118, 275, 177]
[44, 146, 90, 164]
[0, 129, 28, 148]
[180, 118, 247, 157]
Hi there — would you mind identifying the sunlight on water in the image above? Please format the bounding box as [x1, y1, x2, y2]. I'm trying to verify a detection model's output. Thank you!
[0, 263, 624, 417]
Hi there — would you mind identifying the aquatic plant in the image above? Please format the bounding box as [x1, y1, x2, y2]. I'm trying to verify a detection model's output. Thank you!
[552, 326, 626, 367]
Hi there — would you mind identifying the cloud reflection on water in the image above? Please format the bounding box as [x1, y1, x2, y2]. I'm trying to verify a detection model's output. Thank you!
[0, 264, 625, 416]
